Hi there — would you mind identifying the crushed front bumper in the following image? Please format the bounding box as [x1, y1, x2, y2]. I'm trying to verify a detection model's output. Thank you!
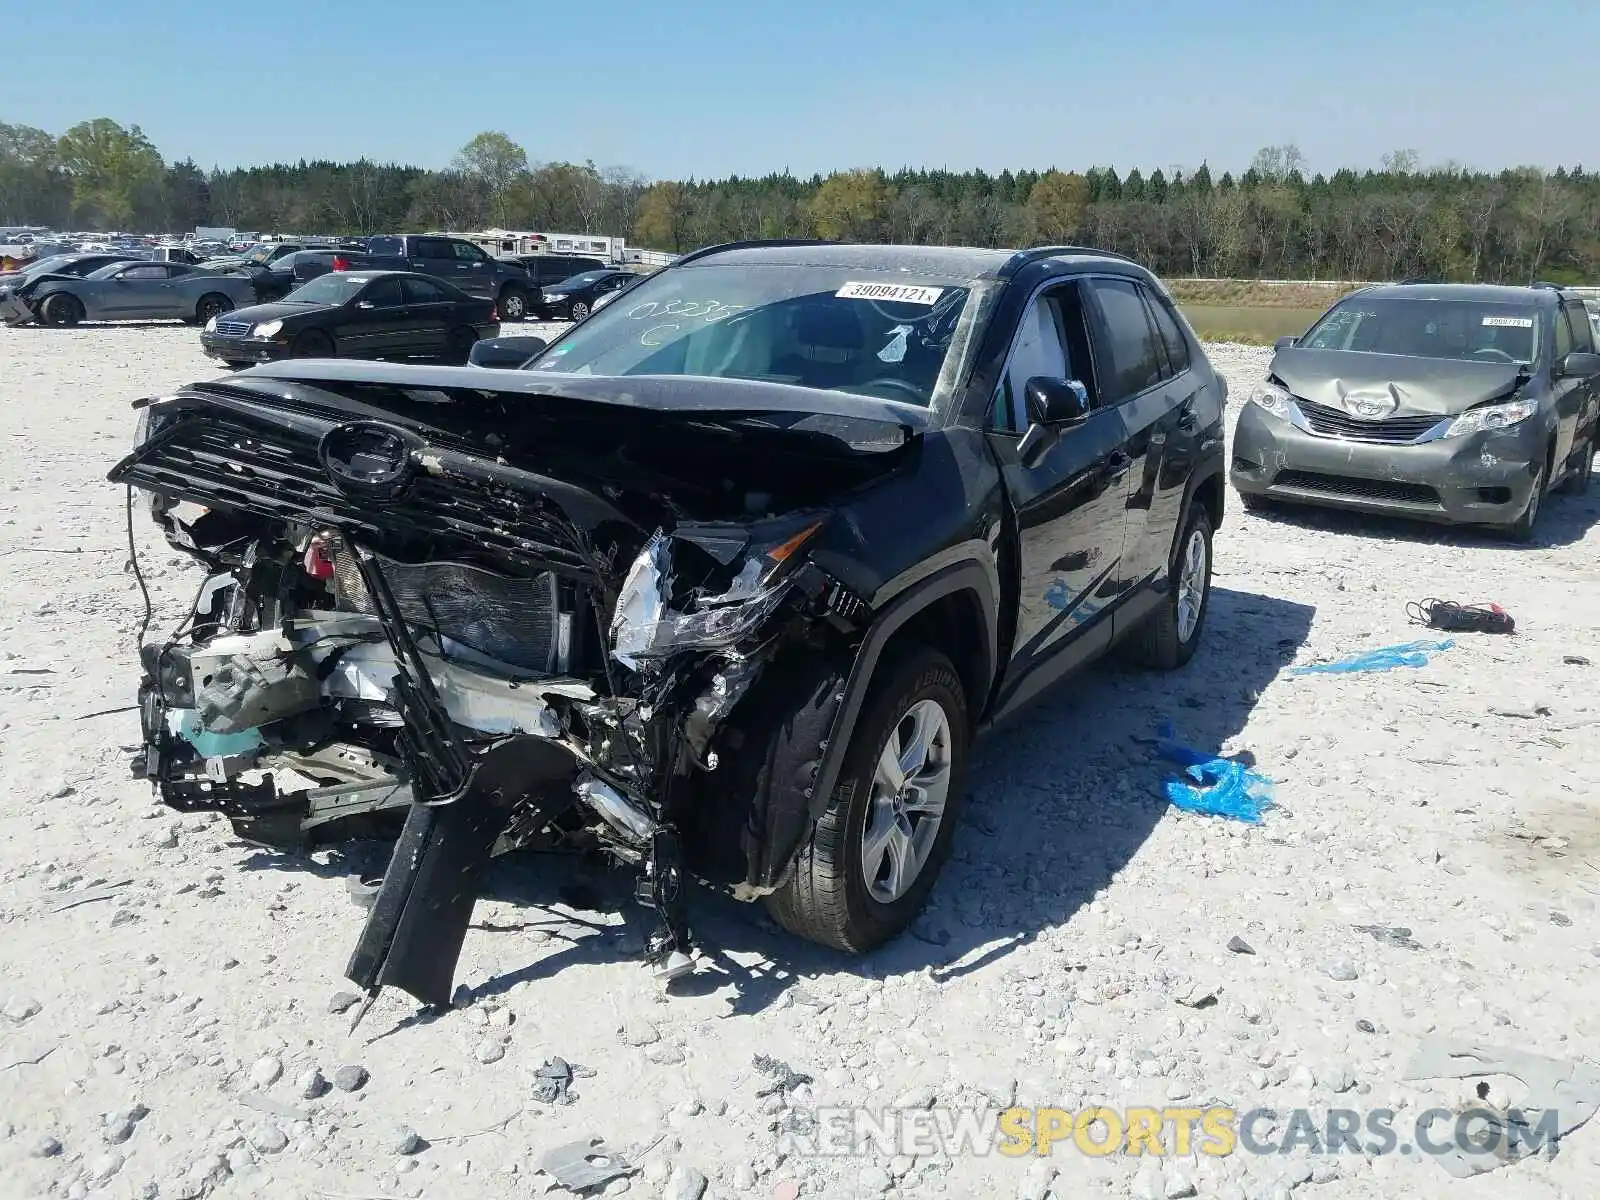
[1229, 403, 1542, 525]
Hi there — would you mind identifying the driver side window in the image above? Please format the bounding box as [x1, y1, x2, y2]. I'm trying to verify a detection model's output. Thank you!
[988, 283, 1097, 434]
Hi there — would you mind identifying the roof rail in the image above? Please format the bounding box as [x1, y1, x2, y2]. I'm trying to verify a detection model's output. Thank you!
[668, 238, 836, 269]
[1531, 280, 1566, 292]
[1396, 276, 1435, 285]
[1000, 244, 1137, 277]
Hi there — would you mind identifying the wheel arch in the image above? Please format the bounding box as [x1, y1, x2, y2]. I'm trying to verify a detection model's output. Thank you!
[750, 555, 998, 892]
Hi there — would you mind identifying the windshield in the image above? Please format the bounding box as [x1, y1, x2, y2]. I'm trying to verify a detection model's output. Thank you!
[242, 245, 283, 267]
[529, 263, 976, 407]
[283, 274, 369, 304]
[1301, 297, 1542, 364]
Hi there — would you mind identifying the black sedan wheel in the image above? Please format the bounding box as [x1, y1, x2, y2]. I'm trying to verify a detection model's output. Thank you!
[40, 294, 84, 327]
[446, 327, 479, 364]
[569, 300, 590, 321]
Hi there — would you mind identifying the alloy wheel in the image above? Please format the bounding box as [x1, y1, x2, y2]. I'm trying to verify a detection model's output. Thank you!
[1176, 527, 1208, 643]
[860, 698, 952, 904]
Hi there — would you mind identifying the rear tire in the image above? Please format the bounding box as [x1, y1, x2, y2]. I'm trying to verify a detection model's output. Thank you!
[290, 329, 335, 359]
[1121, 506, 1213, 670]
[196, 293, 232, 324]
[497, 286, 528, 322]
[765, 646, 968, 953]
[446, 326, 478, 364]
[40, 293, 83, 327]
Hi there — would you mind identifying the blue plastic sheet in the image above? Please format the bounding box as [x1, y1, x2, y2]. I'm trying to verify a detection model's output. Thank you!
[1289, 638, 1454, 676]
[1149, 722, 1275, 823]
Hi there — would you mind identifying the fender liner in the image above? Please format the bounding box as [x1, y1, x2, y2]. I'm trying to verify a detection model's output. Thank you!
[753, 553, 998, 891]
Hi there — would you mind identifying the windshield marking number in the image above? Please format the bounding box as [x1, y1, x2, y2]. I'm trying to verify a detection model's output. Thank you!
[836, 282, 943, 305]
[1482, 316, 1533, 328]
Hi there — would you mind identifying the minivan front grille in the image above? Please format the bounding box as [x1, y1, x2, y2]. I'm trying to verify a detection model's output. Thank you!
[1296, 398, 1448, 444]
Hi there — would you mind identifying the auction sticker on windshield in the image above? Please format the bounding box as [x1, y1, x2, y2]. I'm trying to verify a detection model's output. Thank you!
[1482, 316, 1534, 327]
[836, 282, 944, 305]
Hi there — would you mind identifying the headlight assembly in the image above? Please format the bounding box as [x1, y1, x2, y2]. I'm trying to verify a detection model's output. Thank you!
[1444, 398, 1537, 439]
[251, 319, 283, 339]
[610, 518, 825, 667]
[1246, 380, 1298, 421]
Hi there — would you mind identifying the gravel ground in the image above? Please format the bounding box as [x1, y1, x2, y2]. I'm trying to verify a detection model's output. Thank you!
[1, 325, 1598, 1200]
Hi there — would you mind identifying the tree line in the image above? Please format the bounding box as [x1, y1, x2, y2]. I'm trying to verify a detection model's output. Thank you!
[3, 120, 1597, 284]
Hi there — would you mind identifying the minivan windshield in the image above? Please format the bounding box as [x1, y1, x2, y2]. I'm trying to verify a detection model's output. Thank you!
[528, 263, 977, 407]
[1301, 297, 1542, 364]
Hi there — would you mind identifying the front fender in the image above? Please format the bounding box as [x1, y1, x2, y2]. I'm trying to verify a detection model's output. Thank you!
[751, 553, 999, 891]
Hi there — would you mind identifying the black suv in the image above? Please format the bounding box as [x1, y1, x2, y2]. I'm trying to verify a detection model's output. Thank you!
[110, 241, 1225, 1006]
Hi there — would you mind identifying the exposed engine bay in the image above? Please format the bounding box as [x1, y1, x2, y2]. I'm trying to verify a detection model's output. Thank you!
[108, 368, 901, 1011]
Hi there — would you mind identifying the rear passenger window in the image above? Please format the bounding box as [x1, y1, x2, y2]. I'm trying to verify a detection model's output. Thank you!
[1091, 278, 1163, 399]
[412, 238, 451, 259]
[1148, 297, 1191, 376]
[404, 278, 452, 304]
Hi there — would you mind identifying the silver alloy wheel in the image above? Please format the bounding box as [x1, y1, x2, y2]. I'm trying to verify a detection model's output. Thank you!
[1176, 527, 1207, 644]
[860, 698, 952, 904]
[501, 292, 525, 320]
[571, 300, 590, 321]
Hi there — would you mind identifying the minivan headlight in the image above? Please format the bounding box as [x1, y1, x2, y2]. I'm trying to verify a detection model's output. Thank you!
[1444, 398, 1537, 438]
[1247, 381, 1298, 420]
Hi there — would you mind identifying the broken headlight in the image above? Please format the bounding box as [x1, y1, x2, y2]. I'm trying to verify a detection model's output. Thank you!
[610, 518, 823, 667]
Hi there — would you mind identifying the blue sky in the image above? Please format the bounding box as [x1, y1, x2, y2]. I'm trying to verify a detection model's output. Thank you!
[3, 0, 1596, 179]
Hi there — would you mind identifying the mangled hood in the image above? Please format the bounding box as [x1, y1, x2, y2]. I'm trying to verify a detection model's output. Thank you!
[110, 367, 926, 573]
[1271, 347, 1527, 416]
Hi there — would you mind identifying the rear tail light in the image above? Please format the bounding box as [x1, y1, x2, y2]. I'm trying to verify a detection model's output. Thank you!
[490, 304, 499, 322]
[332, 255, 349, 271]
[303, 532, 337, 580]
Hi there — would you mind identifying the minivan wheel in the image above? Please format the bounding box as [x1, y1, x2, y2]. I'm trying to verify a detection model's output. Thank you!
[766, 646, 968, 953]
[1121, 507, 1213, 670]
[1504, 459, 1546, 542]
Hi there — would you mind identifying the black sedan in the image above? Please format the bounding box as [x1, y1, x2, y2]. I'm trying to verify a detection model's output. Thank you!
[537, 268, 637, 320]
[200, 271, 499, 367]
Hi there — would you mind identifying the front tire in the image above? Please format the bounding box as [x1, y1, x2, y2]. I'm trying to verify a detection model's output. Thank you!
[1122, 506, 1213, 670]
[290, 329, 335, 359]
[40, 293, 83, 327]
[1560, 436, 1593, 495]
[1503, 459, 1546, 542]
[766, 646, 968, 953]
[569, 300, 590, 322]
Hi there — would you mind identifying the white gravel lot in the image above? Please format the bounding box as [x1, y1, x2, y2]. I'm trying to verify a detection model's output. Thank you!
[1, 325, 1599, 1200]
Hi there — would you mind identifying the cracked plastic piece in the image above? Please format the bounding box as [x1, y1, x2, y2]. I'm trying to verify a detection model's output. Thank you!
[538, 1136, 636, 1192]
[194, 647, 319, 734]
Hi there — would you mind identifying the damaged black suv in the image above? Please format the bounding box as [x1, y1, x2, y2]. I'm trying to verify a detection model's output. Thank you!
[110, 241, 1226, 1010]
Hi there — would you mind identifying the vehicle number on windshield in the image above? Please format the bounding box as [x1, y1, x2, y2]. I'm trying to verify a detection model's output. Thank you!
[1482, 316, 1533, 327]
[836, 282, 944, 305]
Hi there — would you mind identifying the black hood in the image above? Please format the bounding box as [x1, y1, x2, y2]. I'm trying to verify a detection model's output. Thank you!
[1271, 347, 1528, 416]
[213, 300, 335, 326]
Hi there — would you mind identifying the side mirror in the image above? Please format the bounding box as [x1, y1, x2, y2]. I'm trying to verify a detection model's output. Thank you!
[1017, 377, 1091, 467]
[1274, 335, 1297, 350]
[1559, 351, 1600, 379]
[1024, 376, 1091, 427]
[468, 335, 549, 369]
